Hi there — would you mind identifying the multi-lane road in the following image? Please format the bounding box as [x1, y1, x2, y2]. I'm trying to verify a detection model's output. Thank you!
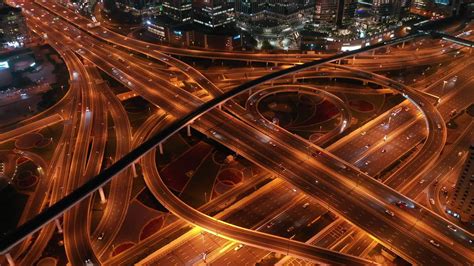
[1, 1, 474, 265]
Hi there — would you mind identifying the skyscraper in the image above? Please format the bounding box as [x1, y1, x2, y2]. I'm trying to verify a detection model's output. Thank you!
[193, 0, 235, 28]
[314, 0, 356, 27]
[371, 0, 409, 22]
[267, 0, 303, 15]
[235, 0, 265, 14]
[235, 0, 311, 23]
[0, 4, 28, 48]
[163, 0, 193, 23]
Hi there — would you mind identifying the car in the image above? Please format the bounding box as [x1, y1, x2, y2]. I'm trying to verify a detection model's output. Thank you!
[364, 144, 370, 149]
[279, 164, 286, 172]
[287, 226, 295, 232]
[360, 131, 367, 136]
[437, 123, 442, 129]
[419, 179, 425, 184]
[266, 221, 275, 228]
[234, 244, 244, 251]
[450, 109, 457, 117]
[302, 202, 310, 208]
[458, 151, 463, 157]
[429, 239, 440, 247]
[385, 210, 395, 217]
[447, 224, 457, 232]
[98, 232, 104, 240]
[430, 198, 435, 205]
[381, 149, 386, 153]
[395, 201, 407, 209]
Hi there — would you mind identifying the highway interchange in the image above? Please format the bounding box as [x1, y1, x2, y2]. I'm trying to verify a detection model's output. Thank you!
[0, 1, 474, 265]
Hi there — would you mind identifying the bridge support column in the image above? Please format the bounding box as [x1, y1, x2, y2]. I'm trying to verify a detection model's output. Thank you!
[352, 56, 355, 65]
[159, 143, 164, 155]
[5, 253, 14, 266]
[274, 62, 278, 67]
[292, 74, 296, 83]
[372, 49, 376, 56]
[187, 124, 192, 137]
[99, 187, 107, 204]
[363, 81, 368, 86]
[402, 41, 405, 48]
[55, 219, 63, 234]
[131, 163, 137, 177]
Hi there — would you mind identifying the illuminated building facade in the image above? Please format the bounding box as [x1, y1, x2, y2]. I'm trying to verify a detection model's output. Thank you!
[235, 0, 313, 22]
[163, 0, 193, 23]
[313, 0, 356, 27]
[371, 0, 407, 23]
[0, 5, 28, 48]
[192, 0, 235, 28]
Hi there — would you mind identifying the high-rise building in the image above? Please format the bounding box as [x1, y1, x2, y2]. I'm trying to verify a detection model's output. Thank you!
[235, 0, 266, 16]
[446, 145, 474, 223]
[193, 0, 235, 28]
[112, 0, 162, 16]
[267, 0, 303, 15]
[103, 0, 161, 23]
[0, 4, 28, 48]
[314, 0, 356, 27]
[235, 0, 312, 24]
[372, 0, 406, 22]
[163, 0, 192, 23]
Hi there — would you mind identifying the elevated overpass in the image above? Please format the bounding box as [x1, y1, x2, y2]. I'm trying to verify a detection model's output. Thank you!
[0, 31, 428, 255]
[1, 5, 472, 264]
[430, 31, 474, 47]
